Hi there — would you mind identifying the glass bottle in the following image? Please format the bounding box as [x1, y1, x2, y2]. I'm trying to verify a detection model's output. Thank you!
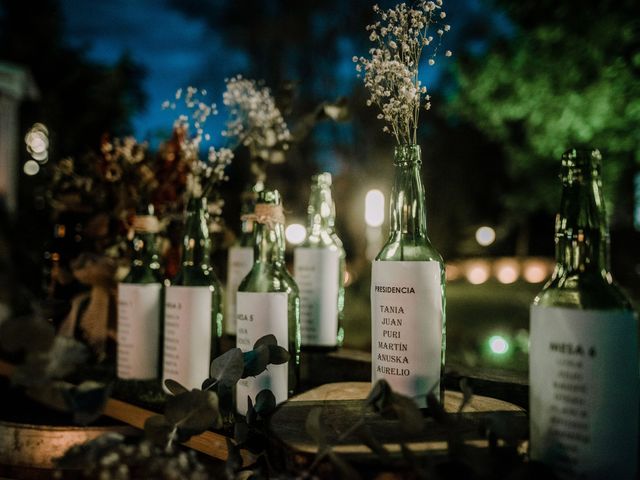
[530, 148, 638, 479]
[162, 195, 223, 391]
[236, 190, 300, 415]
[224, 189, 256, 338]
[117, 204, 163, 382]
[370, 144, 446, 408]
[294, 172, 345, 351]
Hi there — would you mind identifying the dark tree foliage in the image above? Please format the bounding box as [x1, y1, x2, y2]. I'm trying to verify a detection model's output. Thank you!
[454, 0, 640, 225]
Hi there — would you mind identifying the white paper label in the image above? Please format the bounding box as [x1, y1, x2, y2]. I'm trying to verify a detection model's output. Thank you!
[225, 246, 254, 336]
[117, 283, 162, 380]
[371, 261, 444, 408]
[294, 247, 340, 347]
[163, 286, 213, 391]
[236, 291, 288, 415]
[530, 305, 639, 479]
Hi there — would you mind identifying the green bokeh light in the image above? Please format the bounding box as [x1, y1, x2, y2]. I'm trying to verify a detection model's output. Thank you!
[488, 335, 509, 355]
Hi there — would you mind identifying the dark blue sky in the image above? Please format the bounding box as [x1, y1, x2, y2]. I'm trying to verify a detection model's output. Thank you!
[61, 0, 511, 148]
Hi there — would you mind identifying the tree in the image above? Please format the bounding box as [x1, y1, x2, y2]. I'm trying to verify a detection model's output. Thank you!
[453, 0, 640, 226]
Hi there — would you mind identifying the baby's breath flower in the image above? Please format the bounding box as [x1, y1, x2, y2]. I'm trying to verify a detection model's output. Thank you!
[354, 0, 452, 145]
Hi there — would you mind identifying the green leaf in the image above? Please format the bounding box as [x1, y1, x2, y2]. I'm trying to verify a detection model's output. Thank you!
[366, 379, 393, 413]
[209, 347, 244, 388]
[246, 396, 257, 426]
[165, 390, 220, 437]
[355, 424, 388, 457]
[225, 437, 243, 478]
[267, 345, 290, 365]
[426, 392, 447, 424]
[254, 389, 276, 417]
[391, 393, 424, 435]
[144, 415, 173, 446]
[458, 378, 473, 414]
[164, 379, 188, 396]
[305, 407, 326, 447]
[242, 345, 270, 378]
[62, 380, 113, 425]
[253, 334, 277, 349]
[234, 420, 250, 445]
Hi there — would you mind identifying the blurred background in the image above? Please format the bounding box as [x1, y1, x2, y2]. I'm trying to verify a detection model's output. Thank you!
[0, 0, 639, 376]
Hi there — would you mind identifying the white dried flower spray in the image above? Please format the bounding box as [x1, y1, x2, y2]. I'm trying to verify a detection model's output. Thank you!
[222, 75, 291, 162]
[354, 1, 452, 145]
[163, 86, 233, 198]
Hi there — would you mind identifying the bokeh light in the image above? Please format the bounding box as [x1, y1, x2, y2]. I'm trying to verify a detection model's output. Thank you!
[365, 189, 385, 227]
[523, 259, 548, 283]
[23, 160, 40, 176]
[488, 335, 509, 355]
[494, 258, 520, 284]
[285, 223, 306, 245]
[465, 260, 491, 284]
[475, 226, 496, 246]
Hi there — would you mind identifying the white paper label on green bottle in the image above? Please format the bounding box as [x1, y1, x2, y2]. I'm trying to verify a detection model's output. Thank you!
[370, 260, 444, 408]
[225, 246, 254, 336]
[117, 283, 162, 380]
[294, 247, 339, 347]
[163, 286, 213, 391]
[236, 291, 288, 415]
[530, 305, 639, 479]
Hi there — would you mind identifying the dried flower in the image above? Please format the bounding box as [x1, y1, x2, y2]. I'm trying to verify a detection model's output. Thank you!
[222, 75, 290, 162]
[354, 1, 452, 145]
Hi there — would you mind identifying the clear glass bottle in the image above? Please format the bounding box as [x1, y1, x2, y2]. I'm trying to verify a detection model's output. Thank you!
[236, 190, 300, 415]
[294, 172, 345, 351]
[224, 189, 256, 338]
[370, 144, 446, 408]
[117, 203, 163, 382]
[530, 148, 638, 479]
[162, 195, 223, 391]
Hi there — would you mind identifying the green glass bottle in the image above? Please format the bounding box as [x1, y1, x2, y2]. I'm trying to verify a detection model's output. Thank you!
[294, 172, 345, 351]
[530, 148, 638, 479]
[224, 189, 256, 338]
[236, 190, 300, 414]
[370, 144, 446, 408]
[163, 195, 223, 391]
[117, 203, 162, 381]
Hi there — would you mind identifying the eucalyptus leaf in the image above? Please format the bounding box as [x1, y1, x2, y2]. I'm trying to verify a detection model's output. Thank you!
[62, 380, 113, 425]
[366, 379, 393, 413]
[305, 407, 326, 448]
[253, 334, 277, 349]
[246, 396, 257, 426]
[164, 379, 188, 396]
[254, 389, 276, 417]
[391, 393, 424, 435]
[355, 424, 389, 457]
[225, 437, 243, 478]
[144, 414, 173, 446]
[44, 336, 89, 379]
[267, 345, 290, 365]
[426, 392, 447, 424]
[165, 390, 220, 436]
[209, 347, 244, 388]
[234, 420, 250, 445]
[242, 345, 270, 378]
[458, 378, 473, 414]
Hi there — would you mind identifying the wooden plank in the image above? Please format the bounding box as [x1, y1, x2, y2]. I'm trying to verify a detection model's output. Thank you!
[271, 381, 526, 462]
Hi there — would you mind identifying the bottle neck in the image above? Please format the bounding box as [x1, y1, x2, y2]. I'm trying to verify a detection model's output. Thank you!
[389, 144, 427, 241]
[131, 232, 160, 272]
[307, 185, 335, 235]
[555, 155, 609, 277]
[182, 196, 211, 268]
[253, 204, 286, 265]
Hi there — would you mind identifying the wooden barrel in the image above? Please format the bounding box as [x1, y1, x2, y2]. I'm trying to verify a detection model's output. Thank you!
[270, 382, 527, 474]
[0, 420, 136, 479]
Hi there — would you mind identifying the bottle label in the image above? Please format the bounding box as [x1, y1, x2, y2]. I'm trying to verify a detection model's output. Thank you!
[530, 305, 638, 479]
[294, 247, 340, 347]
[163, 286, 213, 391]
[224, 246, 254, 336]
[370, 261, 444, 408]
[235, 291, 288, 415]
[117, 283, 162, 380]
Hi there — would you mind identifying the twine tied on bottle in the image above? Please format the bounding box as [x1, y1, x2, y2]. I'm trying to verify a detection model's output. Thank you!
[241, 203, 285, 228]
[132, 215, 160, 234]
